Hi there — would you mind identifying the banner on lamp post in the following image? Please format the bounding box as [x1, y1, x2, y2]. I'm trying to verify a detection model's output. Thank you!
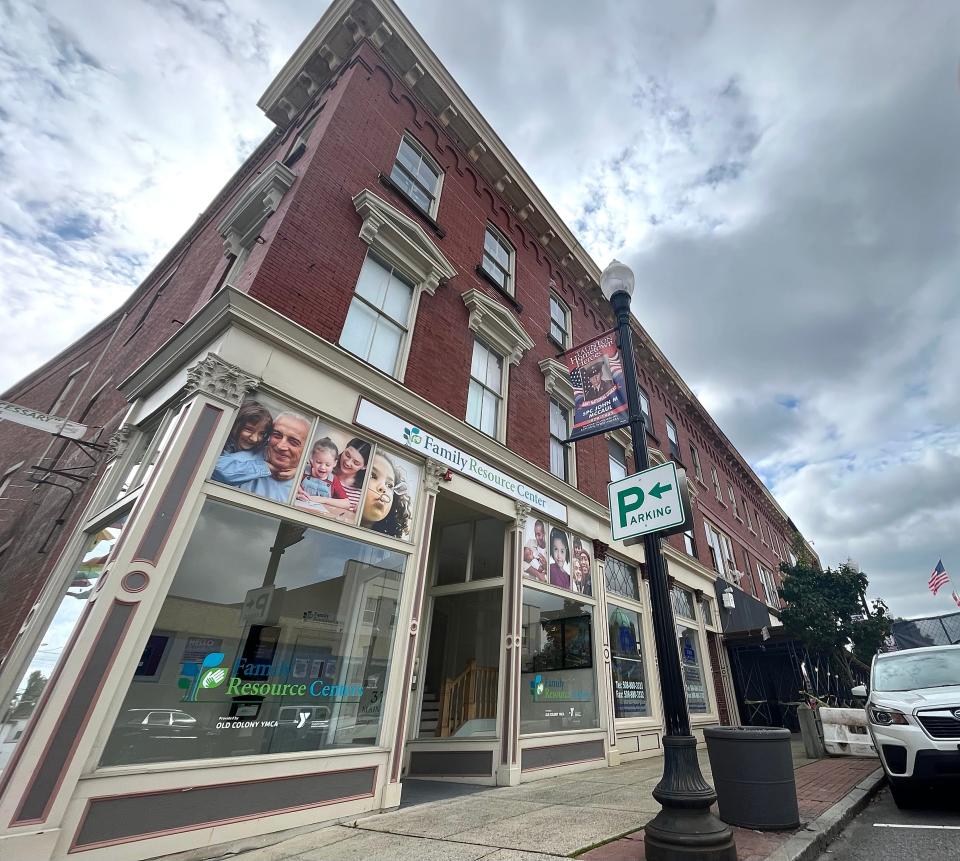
[562, 330, 630, 443]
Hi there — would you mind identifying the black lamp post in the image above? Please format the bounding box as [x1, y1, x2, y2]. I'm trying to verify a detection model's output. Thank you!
[600, 260, 736, 861]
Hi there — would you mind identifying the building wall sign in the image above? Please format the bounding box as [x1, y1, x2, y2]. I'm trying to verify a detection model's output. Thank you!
[355, 398, 568, 522]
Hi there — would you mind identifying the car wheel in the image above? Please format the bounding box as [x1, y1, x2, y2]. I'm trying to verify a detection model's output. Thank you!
[887, 776, 920, 809]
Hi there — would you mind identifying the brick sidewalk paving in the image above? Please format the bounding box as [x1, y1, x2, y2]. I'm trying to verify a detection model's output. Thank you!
[580, 757, 881, 861]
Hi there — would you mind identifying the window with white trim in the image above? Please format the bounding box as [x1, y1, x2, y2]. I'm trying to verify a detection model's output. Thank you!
[639, 386, 652, 431]
[682, 529, 697, 559]
[608, 439, 627, 483]
[711, 465, 722, 502]
[759, 516, 768, 545]
[340, 253, 415, 377]
[390, 136, 442, 216]
[747, 505, 756, 532]
[728, 483, 740, 518]
[549, 399, 571, 481]
[466, 339, 504, 438]
[703, 520, 737, 580]
[480, 225, 514, 295]
[549, 293, 571, 347]
[758, 563, 780, 608]
[665, 417, 681, 461]
[689, 443, 702, 481]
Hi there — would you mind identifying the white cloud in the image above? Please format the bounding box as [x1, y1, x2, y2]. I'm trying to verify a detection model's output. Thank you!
[1, 0, 959, 617]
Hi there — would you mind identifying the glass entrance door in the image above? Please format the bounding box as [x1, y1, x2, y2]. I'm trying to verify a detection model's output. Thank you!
[415, 499, 506, 741]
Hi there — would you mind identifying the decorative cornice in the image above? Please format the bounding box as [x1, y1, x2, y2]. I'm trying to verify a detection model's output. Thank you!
[183, 354, 260, 408]
[514, 500, 531, 530]
[216, 161, 296, 256]
[104, 425, 133, 462]
[353, 188, 456, 294]
[462, 288, 534, 366]
[423, 458, 447, 493]
[538, 357, 574, 405]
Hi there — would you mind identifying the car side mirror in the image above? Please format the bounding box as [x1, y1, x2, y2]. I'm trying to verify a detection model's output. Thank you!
[850, 684, 867, 698]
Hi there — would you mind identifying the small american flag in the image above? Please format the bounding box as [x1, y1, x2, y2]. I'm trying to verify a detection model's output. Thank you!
[929, 559, 949, 595]
[952, 590, 960, 610]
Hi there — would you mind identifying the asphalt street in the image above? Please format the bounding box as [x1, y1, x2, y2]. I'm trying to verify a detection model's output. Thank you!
[817, 785, 960, 861]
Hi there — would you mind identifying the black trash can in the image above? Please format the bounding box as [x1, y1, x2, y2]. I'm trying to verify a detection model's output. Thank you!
[703, 726, 800, 830]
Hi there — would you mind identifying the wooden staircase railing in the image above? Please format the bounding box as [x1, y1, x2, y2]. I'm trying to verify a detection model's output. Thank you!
[437, 659, 498, 737]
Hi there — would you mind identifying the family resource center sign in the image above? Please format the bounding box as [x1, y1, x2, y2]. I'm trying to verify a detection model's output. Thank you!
[355, 398, 567, 522]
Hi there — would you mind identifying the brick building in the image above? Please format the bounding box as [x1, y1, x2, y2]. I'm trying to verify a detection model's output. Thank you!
[0, 1, 817, 859]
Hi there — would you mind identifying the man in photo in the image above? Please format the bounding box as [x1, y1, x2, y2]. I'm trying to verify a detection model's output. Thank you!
[219, 412, 309, 503]
[523, 518, 549, 582]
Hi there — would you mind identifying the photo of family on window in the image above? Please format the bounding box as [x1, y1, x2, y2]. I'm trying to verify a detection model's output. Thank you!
[209, 393, 422, 542]
[522, 516, 592, 596]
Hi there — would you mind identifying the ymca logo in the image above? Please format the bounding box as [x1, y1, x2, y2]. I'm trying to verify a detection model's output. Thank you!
[178, 652, 227, 702]
[403, 426, 423, 446]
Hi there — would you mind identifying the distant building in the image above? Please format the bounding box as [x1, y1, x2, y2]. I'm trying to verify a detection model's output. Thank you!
[0, 2, 816, 859]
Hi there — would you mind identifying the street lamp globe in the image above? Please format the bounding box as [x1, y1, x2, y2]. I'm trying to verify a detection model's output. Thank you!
[600, 259, 635, 301]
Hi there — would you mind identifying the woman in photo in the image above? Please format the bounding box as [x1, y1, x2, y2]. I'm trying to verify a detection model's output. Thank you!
[332, 437, 371, 513]
[360, 452, 413, 539]
[549, 528, 570, 590]
[572, 537, 592, 596]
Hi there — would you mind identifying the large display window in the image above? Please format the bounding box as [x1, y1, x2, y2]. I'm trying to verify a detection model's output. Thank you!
[520, 587, 598, 734]
[608, 606, 649, 718]
[671, 585, 709, 715]
[100, 500, 407, 766]
[210, 391, 422, 542]
[0, 517, 125, 775]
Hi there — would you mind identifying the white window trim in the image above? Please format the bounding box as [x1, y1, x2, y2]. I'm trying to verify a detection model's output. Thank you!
[665, 417, 680, 460]
[350, 189, 458, 380]
[217, 161, 296, 287]
[548, 291, 572, 348]
[392, 135, 444, 218]
[466, 337, 507, 441]
[539, 357, 577, 485]
[758, 563, 780, 608]
[728, 483, 741, 520]
[481, 223, 516, 296]
[689, 443, 703, 482]
[711, 466, 723, 502]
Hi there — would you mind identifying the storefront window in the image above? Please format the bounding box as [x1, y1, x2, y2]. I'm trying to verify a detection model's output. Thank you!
[604, 556, 640, 601]
[210, 391, 422, 542]
[100, 500, 406, 767]
[520, 588, 598, 733]
[0, 517, 125, 775]
[677, 623, 708, 715]
[608, 606, 649, 718]
[522, 517, 592, 596]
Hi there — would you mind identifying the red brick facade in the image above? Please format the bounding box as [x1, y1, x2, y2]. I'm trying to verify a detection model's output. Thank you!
[0, 39, 799, 658]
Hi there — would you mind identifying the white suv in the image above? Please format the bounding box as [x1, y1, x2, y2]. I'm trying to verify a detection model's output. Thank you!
[854, 644, 960, 807]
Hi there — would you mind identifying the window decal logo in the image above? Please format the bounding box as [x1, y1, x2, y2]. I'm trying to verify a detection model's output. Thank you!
[178, 651, 227, 702]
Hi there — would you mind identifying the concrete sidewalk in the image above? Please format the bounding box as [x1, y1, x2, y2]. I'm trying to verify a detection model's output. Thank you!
[225, 741, 882, 861]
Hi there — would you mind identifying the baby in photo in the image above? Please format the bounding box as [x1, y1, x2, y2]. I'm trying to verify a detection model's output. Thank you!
[296, 437, 355, 513]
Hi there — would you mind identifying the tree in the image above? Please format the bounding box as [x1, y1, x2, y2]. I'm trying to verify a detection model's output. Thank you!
[777, 559, 889, 686]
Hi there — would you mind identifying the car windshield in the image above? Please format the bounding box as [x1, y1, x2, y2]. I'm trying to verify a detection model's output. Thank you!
[873, 650, 960, 691]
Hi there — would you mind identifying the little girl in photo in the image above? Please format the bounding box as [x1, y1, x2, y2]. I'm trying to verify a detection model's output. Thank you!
[212, 402, 275, 486]
[296, 437, 354, 513]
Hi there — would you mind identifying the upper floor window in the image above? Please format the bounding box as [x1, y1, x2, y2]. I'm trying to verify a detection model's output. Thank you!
[758, 563, 780, 608]
[665, 417, 681, 461]
[608, 439, 627, 482]
[759, 516, 768, 545]
[711, 465, 722, 502]
[689, 443, 702, 481]
[549, 293, 571, 347]
[703, 519, 737, 580]
[728, 484, 740, 519]
[480, 225, 514, 295]
[466, 339, 504, 438]
[639, 386, 653, 432]
[390, 136, 442, 217]
[746, 505, 756, 533]
[683, 528, 697, 558]
[549, 399, 571, 482]
[340, 253, 414, 377]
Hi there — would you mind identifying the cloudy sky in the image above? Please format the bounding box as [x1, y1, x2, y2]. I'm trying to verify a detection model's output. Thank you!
[1, 0, 959, 618]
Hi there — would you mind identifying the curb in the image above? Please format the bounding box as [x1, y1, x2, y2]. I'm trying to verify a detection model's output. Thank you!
[766, 768, 885, 861]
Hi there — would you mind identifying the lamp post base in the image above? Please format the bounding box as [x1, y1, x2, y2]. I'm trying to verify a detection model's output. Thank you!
[643, 735, 737, 861]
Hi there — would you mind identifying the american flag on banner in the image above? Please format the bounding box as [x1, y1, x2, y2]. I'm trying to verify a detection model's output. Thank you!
[928, 559, 949, 595]
[952, 590, 960, 610]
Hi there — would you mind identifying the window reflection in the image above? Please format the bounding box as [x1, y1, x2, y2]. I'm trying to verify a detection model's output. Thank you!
[100, 500, 406, 766]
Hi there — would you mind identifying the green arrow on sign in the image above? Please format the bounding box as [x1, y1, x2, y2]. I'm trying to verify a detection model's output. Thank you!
[648, 481, 673, 499]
